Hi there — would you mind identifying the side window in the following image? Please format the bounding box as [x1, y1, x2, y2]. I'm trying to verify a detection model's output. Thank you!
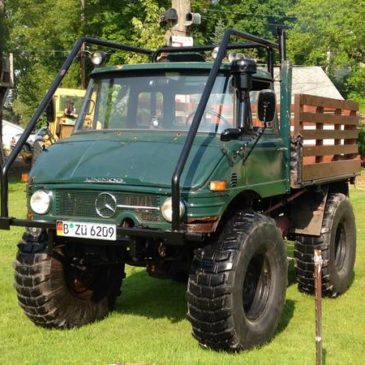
[174, 91, 235, 132]
[136, 92, 164, 128]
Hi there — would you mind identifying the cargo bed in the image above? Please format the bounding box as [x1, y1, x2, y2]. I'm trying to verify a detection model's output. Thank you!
[290, 94, 360, 187]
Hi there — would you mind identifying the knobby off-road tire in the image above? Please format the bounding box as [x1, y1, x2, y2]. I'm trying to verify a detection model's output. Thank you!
[14, 244, 124, 328]
[295, 193, 356, 296]
[187, 212, 287, 351]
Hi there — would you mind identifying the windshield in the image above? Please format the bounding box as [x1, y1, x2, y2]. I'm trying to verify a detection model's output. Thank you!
[75, 73, 236, 134]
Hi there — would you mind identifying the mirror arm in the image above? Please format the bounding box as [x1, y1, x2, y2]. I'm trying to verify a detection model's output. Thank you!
[241, 125, 265, 164]
[241, 108, 268, 164]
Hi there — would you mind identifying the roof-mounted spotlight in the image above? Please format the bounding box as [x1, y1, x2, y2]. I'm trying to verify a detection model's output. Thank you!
[212, 47, 219, 59]
[91, 51, 107, 66]
[228, 53, 245, 63]
[212, 46, 227, 60]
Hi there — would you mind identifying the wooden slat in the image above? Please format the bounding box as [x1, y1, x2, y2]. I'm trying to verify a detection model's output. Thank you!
[299, 112, 359, 125]
[302, 130, 358, 140]
[303, 144, 359, 156]
[302, 159, 360, 181]
[298, 94, 358, 111]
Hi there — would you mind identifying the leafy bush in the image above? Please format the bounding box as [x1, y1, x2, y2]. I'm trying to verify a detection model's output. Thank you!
[358, 123, 365, 156]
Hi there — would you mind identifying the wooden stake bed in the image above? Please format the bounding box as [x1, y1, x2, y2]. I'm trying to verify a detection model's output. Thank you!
[290, 94, 360, 187]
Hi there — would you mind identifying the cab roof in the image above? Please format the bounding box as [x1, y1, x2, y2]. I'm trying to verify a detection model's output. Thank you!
[91, 62, 273, 81]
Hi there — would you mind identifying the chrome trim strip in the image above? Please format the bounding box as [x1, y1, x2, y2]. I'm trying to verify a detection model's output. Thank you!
[116, 204, 160, 211]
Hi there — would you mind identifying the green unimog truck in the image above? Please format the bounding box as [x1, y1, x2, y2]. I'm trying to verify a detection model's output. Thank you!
[0, 29, 360, 351]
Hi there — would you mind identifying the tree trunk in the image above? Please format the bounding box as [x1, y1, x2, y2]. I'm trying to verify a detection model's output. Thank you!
[0, 89, 5, 165]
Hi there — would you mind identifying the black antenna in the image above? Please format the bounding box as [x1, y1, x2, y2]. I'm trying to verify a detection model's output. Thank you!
[276, 25, 288, 63]
[268, 16, 297, 63]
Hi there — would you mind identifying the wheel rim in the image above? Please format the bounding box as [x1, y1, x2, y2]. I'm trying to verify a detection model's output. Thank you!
[242, 253, 271, 320]
[334, 221, 347, 270]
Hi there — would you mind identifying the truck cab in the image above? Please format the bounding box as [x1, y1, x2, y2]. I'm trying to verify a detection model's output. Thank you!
[30, 62, 285, 236]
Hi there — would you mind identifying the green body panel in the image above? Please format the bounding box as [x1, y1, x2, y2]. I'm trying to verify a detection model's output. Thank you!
[28, 62, 291, 232]
[280, 61, 292, 192]
[30, 131, 223, 189]
[29, 131, 287, 229]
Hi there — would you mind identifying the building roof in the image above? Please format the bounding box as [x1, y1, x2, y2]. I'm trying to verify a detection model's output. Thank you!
[274, 66, 343, 101]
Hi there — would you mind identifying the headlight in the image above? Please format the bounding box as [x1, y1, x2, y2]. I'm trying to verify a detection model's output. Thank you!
[160, 197, 185, 223]
[30, 190, 51, 215]
[91, 51, 107, 66]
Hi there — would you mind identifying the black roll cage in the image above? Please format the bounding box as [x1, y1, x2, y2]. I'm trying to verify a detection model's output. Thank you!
[0, 29, 283, 235]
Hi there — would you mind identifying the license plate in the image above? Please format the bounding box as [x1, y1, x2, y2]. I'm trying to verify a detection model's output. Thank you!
[56, 221, 117, 241]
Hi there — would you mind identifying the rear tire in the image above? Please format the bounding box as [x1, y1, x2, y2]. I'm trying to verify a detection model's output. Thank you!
[14, 243, 124, 328]
[295, 193, 356, 296]
[187, 212, 287, 351]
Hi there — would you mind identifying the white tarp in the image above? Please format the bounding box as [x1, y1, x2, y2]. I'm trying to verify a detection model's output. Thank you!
[1, 120, 24, 149]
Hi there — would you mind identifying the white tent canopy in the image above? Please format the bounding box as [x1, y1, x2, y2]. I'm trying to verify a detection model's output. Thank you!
[2, 120, 24, 149]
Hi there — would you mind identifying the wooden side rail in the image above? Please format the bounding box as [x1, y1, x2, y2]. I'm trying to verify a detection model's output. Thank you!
[291, 94, 360, 186]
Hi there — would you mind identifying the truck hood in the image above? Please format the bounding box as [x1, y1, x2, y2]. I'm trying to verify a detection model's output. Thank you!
[30, 131, 223, 190]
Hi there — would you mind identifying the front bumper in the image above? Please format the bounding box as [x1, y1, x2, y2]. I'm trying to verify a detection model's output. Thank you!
[0, 217, 203, 245]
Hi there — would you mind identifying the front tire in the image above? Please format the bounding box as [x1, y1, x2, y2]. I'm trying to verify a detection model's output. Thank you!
[187, 212, 287, 351]
[14, 243, 124, 328]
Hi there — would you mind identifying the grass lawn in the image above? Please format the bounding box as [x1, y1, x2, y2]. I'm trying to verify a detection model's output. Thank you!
[0, 181, 364, 365]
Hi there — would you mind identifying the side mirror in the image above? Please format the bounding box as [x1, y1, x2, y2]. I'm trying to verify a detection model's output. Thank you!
[46, 101, 55, 122]
[257, 89, 276, 123]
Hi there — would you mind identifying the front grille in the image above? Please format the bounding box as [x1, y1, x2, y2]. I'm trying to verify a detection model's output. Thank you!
[53, 190, 161, 221]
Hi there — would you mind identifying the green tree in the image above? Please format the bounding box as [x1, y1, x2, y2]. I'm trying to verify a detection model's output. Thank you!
[8, 0, 85, 123]
[287, 0, 365, 103]
[8, 0, 170, 123]
[0, 0, 11, 161]
[193, 0, 296, 43]
[7, 0, 315, 126]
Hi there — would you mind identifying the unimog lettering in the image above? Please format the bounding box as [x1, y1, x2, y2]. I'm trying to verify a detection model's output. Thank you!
[0, 29, 360, 351]
[84, 177, 125, 184]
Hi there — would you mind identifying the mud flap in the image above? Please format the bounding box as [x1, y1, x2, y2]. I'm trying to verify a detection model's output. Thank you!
[290, 186, 328, 236]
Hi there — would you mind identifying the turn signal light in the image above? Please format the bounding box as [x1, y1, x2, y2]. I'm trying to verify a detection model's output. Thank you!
[209, 180, 227, 192]
[27, 210, 33, 220]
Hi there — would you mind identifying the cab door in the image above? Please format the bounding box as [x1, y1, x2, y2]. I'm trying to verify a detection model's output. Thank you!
[243, 126, 287, 197]
[241, 89, 287, 197]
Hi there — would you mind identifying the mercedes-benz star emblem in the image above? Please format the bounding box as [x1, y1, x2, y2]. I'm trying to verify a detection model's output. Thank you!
[95, 192, 117, 218]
